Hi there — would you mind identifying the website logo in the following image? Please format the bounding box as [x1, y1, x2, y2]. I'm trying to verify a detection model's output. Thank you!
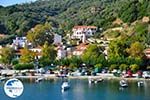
[4, 78, 24, 98]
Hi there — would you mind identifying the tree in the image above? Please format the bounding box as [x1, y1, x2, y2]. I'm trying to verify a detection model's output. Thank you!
[14, 63, 34, 70]
[69, 56, 82, 68]
[59, 58, 70, 66]
[0, 47, 15, 66]
[119, 64, 128, 71]
[39, 42, 57, 67]
[26, 22, 54, 46]
[109, 64, 118, 71]
[108, 39, 128, 65]
[126, 42, 145, 58]
[130, 64, 140, 73]
[119, 0, 139, 22]
[94, 63, 103, 73]
[41, 42, 56, 61]
[19, 48, 35, 63]
[82, 44, 106, 67]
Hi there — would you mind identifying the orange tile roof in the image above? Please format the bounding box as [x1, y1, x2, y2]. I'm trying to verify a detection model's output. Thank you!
[75, 43, 88, 51]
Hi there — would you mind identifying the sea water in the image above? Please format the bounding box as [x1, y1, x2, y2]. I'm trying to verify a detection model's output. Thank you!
[0, 79, 150, 100]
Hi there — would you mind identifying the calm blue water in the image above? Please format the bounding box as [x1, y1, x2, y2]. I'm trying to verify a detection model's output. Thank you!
[0, 78, 150, 100]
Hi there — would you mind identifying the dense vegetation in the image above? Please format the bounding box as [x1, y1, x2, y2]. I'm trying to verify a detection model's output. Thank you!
[14, 63, 34, 70]
[105, 19, 150, 72]
[0, 0, 150, 36]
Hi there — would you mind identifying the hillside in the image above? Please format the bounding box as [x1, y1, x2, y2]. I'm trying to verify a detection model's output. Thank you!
[0, 0, 150, 36]
[102, 17, 150, 44]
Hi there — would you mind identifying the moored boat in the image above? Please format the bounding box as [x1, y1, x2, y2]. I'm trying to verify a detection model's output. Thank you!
[35, 77, 44, 83]
[94, 78, 103, 84]
[61, 81, 70, 92]
[120, 79, 128, 87]
[137, 81, 144, 87]
[89, 79, 94, 84]
[0, 77, 6, 82]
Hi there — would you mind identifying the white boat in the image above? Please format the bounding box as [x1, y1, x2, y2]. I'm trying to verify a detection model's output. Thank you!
[88, 79, 94, 84]
[61, 82, 70, 91]
[137, 81, 144, 87]
[88, 76, 94, 84]
[94, 78, 103, 84]
[120, 80, 128, 87]
[35, 77, 44, 83]
[0, 77, 6, 82]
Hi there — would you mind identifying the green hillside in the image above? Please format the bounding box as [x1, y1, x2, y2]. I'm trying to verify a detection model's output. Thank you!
[0, 0, 150, 36]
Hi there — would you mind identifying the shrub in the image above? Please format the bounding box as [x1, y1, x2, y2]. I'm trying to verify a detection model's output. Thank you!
[69, 63, 77, 71]
[130, 64, 139, 73]
[11, 59, 19, 65]
[95, 64, 102, 68]
[109, 64, 118, 71]
[119, 64, 128, 71]
[14, 63, 34, 70]
[94, 64, 103, 73]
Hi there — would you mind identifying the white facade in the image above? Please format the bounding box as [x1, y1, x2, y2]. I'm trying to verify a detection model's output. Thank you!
[29, 47, 42, 59]
[54, 34, 62, 45]
[12, 37, 27, 49]
[57, 49, 66, 59]
[57, 46, 66, 59]
[29, 48, 42, 53]
[71, 26, 97, 39]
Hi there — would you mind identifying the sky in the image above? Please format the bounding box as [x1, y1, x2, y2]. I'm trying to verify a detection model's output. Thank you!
[0, 0, 37, 7]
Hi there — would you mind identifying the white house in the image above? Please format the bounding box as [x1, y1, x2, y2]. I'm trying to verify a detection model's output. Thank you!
[57, 45, 66, 59]
[53, 34, 62, 45]
[12, 37, 27, 49]
[29, 47, 42, 59]
[71, 26, 97, 40]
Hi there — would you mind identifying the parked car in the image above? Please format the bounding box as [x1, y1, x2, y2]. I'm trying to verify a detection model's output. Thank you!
[143, 71, 150, 79]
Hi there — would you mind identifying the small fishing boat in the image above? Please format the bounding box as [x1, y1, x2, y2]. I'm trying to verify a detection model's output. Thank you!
[94, 78, 103, 84]
[0, 77, 6, 82]
[120, 79, 128, 87]
[137, 81, 144, 87]
[35, 77, 44, 83]
[61, 81, 70, 92]
[88, 78, 94, 84]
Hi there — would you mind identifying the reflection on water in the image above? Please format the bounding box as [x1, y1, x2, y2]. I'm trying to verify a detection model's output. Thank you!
[0, 79, 150, 100]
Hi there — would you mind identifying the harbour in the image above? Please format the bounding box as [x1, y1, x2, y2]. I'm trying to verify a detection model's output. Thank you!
[0, 79, 150, 100]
